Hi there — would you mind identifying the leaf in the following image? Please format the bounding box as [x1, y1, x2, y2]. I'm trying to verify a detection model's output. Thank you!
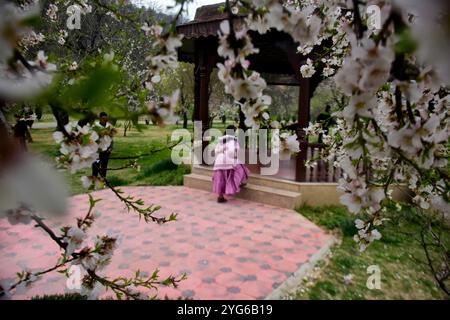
[88, 194, 102, 207]
[21, 15, 42, 28]
[151, 269, 159, 280]
[395, 28, 417, 54]
[65, 65, 121, 108]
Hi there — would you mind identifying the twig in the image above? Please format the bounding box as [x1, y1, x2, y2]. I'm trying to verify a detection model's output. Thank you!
[32, 214, 67, 249]
[420, 225, 450, 296]
[103, 177, 174, 224]
[4, 256, 76, 294]
[352, 0, 364, 39]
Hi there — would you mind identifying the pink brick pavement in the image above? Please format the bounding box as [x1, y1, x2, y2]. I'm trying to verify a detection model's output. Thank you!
[0, 186, 332, 299]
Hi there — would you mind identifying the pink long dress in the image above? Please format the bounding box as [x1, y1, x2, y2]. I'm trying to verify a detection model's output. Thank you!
[212, 135, 250, 196]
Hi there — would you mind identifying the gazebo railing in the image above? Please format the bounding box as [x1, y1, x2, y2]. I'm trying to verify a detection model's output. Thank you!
[305, 143, 342, 183]
[205, 143, 343, 183]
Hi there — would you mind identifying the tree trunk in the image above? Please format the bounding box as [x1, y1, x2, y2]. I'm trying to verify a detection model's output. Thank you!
[183, 110, 188, 129]
[123, 124, 127, 137]
[50, 102, 69, 132]
[238, 105, 246, 130]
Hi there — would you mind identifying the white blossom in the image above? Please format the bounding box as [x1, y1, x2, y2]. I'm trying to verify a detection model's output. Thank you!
[69, 61, 78, 71]
[98, 135, 112, 151]
[46, 4, 58, 22]
[63, 227, 87, 256]
[343, 274, 353, 286]
[300, 58, 316, 78]
[0, 156, 67, 222]
[81, 281, 104, 300]
[322, 65, 335, 77]
[81, 176, 92, 189]
[58, 29, 68, 45]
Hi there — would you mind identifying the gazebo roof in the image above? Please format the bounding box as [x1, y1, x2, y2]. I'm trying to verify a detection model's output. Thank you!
[176, 3, 233, 39]
[176, 3, 304, 81]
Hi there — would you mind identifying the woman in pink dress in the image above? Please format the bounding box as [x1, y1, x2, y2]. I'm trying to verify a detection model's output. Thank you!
[212, 125, 250, 203]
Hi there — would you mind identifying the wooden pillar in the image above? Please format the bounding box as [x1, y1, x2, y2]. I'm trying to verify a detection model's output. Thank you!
[194, 53, 201, 123]
[194, 38, 215, 164]
[270, 37, 325, 181]
[296, 77, 311, 182]
[280, 44, 313, 182]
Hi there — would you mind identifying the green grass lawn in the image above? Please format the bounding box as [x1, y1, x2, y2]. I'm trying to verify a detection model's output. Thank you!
[28, 124, 193, 195]
[293, 205, 449, 300]
[27, 119, 232, 194]
[27, 123, 448, 300]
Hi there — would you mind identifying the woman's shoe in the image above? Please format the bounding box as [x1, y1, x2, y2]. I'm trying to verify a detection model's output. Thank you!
[217, 197, 227, 203]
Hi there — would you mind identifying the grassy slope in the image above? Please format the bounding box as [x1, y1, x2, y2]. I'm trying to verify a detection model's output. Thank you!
[294, 205, 448, 299]
[28, 124, 192, 195]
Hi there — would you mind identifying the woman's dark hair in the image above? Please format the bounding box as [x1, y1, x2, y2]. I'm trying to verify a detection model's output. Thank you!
[224, 124, 236, 135]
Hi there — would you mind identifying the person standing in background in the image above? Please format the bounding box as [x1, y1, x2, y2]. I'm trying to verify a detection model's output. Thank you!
[212, 125, 250, 203]
[92, 112, 114, 178]
[24, 106, 35, 130]
[12, 114, 32, 152]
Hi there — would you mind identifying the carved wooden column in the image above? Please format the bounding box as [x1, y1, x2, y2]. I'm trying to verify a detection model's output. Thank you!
[296, 76, 311, 182]
[194, 37, 215, 164]
[194, 48, 201, 123]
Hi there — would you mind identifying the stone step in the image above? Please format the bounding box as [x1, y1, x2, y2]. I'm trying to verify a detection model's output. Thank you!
[191, 166, 214, 177]
[191, 165, 302, 192]
[183, 173, 303, 209]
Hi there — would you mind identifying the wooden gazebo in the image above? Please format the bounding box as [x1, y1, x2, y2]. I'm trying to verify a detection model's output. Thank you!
[176, 3, 335, 183]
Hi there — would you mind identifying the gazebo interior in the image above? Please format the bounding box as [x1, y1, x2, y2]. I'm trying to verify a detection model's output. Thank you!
[176, 3, 340, 184]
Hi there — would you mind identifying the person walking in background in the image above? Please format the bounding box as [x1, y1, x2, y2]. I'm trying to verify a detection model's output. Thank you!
[92, 112, 114, 178]
[212, 125, 250, 203]
[12, 114, 32, 152]
[24, 106, 35, 130]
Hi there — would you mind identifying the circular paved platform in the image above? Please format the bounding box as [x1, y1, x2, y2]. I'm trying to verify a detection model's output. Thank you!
[0, 186, 332, 299]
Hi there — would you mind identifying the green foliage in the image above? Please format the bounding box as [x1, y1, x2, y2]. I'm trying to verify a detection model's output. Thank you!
[299, 205, 357, 236]
[65, 65, 121, 109]
[395, 28, 418, 54]
[309, 281, 339, 298]
[139, 158, 178, 177]
[31, 293, 87, 300]
[333, 255, 356, 270]
[295, 205, 449, 300]
[106, 175, 129, 187]
[11, 1, 175, 134]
